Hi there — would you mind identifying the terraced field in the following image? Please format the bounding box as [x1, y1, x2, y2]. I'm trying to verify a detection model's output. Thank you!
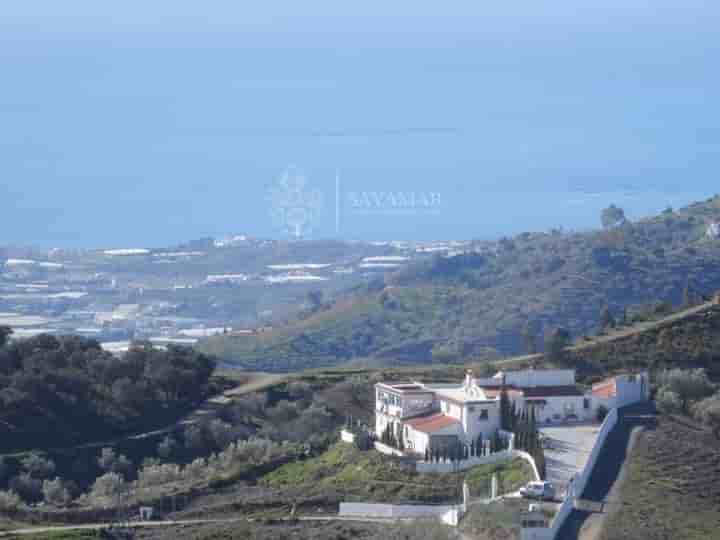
[601, 414, 720, 540]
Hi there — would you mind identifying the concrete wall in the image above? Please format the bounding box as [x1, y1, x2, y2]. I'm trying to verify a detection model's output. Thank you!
[339, 502, 456, 520]
[524, 408, 620, 540]
[340, 430, 356, 444]
[374, 441, 406, 457]
[502, 369, 576, 388]
[571, 408, 618, 497]
[521, 528, 555, 540]
[614, 372, 649, 408]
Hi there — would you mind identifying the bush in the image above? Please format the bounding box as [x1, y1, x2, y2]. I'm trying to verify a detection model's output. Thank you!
[692, 393, 720, 439]
[658, 369, 715, 413]
[42, 478, 72, 507]
[9, 473, 42, 503]
[21, 453, 55, 479]
[183, 458, 207, 482]
[137, 464, 182, 488]
[97, 448, 132, 478]
[89, 472, 126, 501]
[0, 490, 22, 512]
[157, 435, 179, 459]
[656, 387, 683, 414]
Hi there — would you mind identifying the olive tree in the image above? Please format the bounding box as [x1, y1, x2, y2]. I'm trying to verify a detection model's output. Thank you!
[658, 369, 714, 413]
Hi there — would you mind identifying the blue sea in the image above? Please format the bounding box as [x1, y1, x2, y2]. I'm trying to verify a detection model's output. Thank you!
[1, 2, 718, 247]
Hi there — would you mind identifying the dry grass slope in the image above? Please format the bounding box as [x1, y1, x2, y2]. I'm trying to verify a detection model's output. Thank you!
[601, 415, 720, 540]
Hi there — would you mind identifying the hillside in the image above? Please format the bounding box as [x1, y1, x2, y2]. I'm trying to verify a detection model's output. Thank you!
[601, 414, 720, 540]
[201, 195, 720, 371]
[0, 335, 217, 453]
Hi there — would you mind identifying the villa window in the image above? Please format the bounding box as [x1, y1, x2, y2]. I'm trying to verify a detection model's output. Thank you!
[583, 398, 590, 409]
[468, 406, 476, 413]
[479, 409, 489, 420]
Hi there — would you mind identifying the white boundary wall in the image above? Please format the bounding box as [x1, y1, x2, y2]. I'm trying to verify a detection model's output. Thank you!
[417, 449, 540, 479]
[571, 408, 618, 497]
[339, 502, 457, 520]
[416, 449, 513, 473]
[374, 441, 406, 457]
[340, 430, 356, 444]
[521, 407, 620, 540]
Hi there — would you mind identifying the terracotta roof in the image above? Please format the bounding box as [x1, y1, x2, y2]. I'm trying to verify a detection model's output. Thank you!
[592, 379, 616, 398]
[406, 413, 460, 434]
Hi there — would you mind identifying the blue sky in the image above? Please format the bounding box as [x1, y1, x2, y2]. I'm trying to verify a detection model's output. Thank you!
[1, 2, 719, 247]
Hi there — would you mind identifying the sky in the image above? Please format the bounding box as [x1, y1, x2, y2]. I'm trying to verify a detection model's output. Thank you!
[1, 2, 719, 247]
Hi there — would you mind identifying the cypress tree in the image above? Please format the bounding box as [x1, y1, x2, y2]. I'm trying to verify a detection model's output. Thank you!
[424, 447, 430, 462]
[499, 388, 511, 431]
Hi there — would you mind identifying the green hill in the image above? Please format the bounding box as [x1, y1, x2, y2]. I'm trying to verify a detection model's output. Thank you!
[201, 195, 720, 371]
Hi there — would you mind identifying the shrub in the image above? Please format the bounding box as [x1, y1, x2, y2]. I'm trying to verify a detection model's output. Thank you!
[21, 453, 55, 479]
[692, 393, 720, 439]
[0, 490, 22, 512]
[97, 448, 132, 478]
[9, 473, 42, 503]
[137, 464, 182, 488]
[157, 435, 179, 459]
[656, 387, 683, 414]
[658, 369, 715, 412]
[42, 478, 72, 507]
[183, 458, 207, 482]
[89, 472, 126, 501]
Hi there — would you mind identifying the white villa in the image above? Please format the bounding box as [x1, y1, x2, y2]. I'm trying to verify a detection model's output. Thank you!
[375, 368, 649, 456]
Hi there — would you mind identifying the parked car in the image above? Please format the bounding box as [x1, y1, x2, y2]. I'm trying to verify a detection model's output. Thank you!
[520, 481, 556, 501]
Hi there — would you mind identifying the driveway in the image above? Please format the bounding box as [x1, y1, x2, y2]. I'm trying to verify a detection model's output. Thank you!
[539, 424, 600, 495]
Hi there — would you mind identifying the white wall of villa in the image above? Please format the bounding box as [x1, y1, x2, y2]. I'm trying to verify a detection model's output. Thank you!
[375, 368, 650, 457]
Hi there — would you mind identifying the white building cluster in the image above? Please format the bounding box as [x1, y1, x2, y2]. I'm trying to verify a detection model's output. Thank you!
[375, 368, 649, 456]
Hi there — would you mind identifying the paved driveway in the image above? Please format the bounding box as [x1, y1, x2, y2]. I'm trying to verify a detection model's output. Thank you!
[539, 424, 600, 495]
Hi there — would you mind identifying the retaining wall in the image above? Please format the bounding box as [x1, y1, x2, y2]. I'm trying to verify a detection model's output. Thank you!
[571, 408, 618, 497]
[521, 407, 620, 540]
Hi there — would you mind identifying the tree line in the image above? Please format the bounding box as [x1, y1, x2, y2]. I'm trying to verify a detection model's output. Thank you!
[0, 328, 217, 452]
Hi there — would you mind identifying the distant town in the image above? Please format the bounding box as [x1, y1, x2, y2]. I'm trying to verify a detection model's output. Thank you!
[0, 235, 481, 355]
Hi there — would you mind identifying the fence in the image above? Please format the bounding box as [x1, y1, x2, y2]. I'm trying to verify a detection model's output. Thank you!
[416, 448, 540, 478]
[417, 449, 513, 473]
